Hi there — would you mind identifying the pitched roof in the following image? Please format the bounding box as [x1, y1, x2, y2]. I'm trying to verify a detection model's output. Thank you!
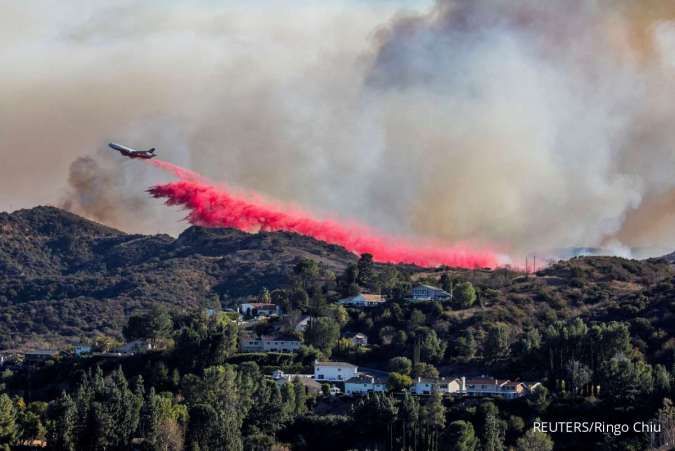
[244, 303, 277, 309]
[360, 294, 385, 301]
[315, 361, 357, 368]
[414, 284, 450, 294]
[416, 377, 461, 385]
[338, 293, 386, 303]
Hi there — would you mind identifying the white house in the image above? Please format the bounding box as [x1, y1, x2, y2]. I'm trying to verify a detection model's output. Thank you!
[345, 374, 387, 396]
[464, 377, 528, 399]
[408, 284, 450, 302]
[240, 335, 301, 353]
[337, 293, 386, 308]
[240, 303, 280, 317]
[314, 361, 358, 382]
[351, 333, 368, 346]
[412, 377, 464, 395]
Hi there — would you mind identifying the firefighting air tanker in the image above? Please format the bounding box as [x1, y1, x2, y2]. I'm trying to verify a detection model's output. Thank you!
[108, 143, 157, 159]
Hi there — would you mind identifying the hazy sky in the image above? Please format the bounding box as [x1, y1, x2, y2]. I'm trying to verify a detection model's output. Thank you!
[2, 1, 675, 258]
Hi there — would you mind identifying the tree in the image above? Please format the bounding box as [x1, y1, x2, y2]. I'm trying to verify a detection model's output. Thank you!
[388, 373, 414, 392]
[293, 259, 320, 289]
[292, 379, 307, 416]
[565, 360, 592, 396]
[654, 364, 671, 397]
[455, 330, 477, 362]
[258, 287, 272, 304]
[388, 356, 413, 376]
[599, 354, 653, 404]
[485, 323, 511, 363]
[0, 394, 16, 449]
[17, 409, 46, 445]
[455, 282, 476, 309]
[124, 306, 173, 348]
[353, 393, 398, 450]
[419, 329, 446, 363]
[444, 420, 478, 451]
[304, 317, 340, 356]
[527, 386, 550, 415]
[357, 253, 374, 288]
[439, 273, 452, 294]
[46, 391, 76, 451]
[397, 392, 419, 451]
[516, 428, 554, 451]
[413, 363, 439, 379]
[420, 390, 445, 451]
[478, 402, 504, 451]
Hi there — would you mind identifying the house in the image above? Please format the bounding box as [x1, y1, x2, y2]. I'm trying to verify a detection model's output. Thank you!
[115, 340, 153, 355]
[464, 377, 528, 399]
[240, 303, 280, 317]
[337, 293, 386, 308]
[412, 377, 463, 395]
[272, 371, 322, 395]
[314, 361, 359, 382]
[24, 350, 59, 363]
[345, 374, 387, 396]
[351, 333, 368, 346]
[239, 334, 302, 353]
[408, 284, 450, 301]
[74, 345, 92, 356]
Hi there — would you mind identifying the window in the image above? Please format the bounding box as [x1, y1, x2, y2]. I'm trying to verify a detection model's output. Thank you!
[317, 375, 324, 380]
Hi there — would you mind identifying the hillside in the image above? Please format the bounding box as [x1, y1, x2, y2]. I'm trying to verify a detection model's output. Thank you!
[2, 206, 675, 357]
[0, 206, 356, 349]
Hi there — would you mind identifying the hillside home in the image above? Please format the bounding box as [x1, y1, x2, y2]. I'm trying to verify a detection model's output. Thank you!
[337, 293, 386, 307]
[351, 333, 368, 346]
[412, 377, 464, 395]
[314, 361, 359, 382]
[408, 284, 450, 302]
[464, 377, 528, 399]
[240, 303, 280, 317]
[345, 374, 387, 396]
[239, 334, 301, 353]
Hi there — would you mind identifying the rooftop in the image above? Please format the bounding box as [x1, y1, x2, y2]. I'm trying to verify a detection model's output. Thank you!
[315, 361, 358, 368]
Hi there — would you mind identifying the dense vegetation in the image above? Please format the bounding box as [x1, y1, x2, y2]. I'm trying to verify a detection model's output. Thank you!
[1, 207, 674, 449]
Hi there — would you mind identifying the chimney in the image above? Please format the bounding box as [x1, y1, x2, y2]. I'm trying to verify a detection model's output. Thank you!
[461, 376, 466, 392]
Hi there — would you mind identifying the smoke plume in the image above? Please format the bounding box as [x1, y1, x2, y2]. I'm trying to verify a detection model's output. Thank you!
[147, 159, 497, 268]
[3, 1, 675, 256]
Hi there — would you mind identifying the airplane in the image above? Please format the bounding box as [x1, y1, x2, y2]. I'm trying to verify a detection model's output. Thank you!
[108, 142, 157, 159]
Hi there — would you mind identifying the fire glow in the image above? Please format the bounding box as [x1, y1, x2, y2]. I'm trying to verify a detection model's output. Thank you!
[147, 160, 497, 268]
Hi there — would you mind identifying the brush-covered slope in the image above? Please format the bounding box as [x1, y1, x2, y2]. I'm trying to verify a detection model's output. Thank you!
[0, 206, 356, 349]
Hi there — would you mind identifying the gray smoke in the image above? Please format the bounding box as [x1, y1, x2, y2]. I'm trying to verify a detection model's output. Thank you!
[2, 0, 675, 256]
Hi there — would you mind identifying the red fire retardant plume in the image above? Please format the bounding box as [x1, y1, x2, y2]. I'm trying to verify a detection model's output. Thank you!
[147, 160, 497, 268]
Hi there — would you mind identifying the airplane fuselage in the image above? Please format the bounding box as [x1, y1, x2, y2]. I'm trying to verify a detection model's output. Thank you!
[109, 142, 157, 159]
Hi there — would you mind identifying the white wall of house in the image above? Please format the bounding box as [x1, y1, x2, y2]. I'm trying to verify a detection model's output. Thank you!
[345, 380, 386, 395]
[314, 362, 358, 381]
[412, 378, 462, 395]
